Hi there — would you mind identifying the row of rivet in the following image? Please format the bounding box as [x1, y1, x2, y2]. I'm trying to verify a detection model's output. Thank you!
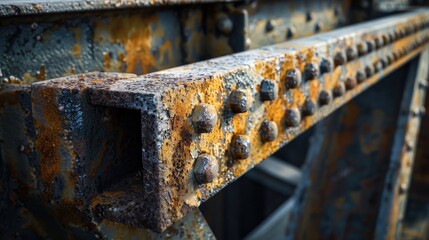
[192, 23, 429, 184]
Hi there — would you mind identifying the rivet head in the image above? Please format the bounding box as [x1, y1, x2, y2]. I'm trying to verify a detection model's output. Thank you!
[191, 104, 218, 133]
[306, 11, 313, 22]
[260, 79, 278, 101]
[393, 52, 400, 61]
[217, 16, 233, 35]
[373, 61, 383, 73]
[230, 90, 249, 113]
[405, 140, 414, 151]
[386, 55, 393, 65]
[302, 98, 316, 116]
[194, 154, 219, 184]
[285, 108, 301, 127]
[399, 183, 408, 194]
[266, 20, 275, 32]
[285, 68, 302, 88]
[380, 58, 388, 68]
[319, 90, 332, 105]
[346, 47, 357, 61]
[389, 32, 396, 42]
[419, 79, 428, 89]
[394, 30, 401, 40]
[375, 37, 383, 49]
[333, 82, 346, 97]
[366, 40, 375, 52]
[319, 58, 332, 75]
[356, 70, 366, 83]
[345, 77, 357, 90]
[231, 135, 251, 159]
[314, 23, 322, 33]
[304, 63, 319, 80]
[357, 43, 368, 56]
[382, 34, 390, 45]
[286, 26, 296, 39]
[365, 65, 374, 77]
[334, 52, 346, 67]
[259, 120, 278, 142]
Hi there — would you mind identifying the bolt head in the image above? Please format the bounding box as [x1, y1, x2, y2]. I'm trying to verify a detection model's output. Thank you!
[333, 82, 346, 97]
[286, 26, 296, 39]
[260, 79, 278, 101]
[382, 34, 390, 45]
[357, 43, 368, 56]
[191, 104, 218, 133]
[345, 77, 357, 90]
[365, 65, 374, 77]
[194, 154, 219, 184]
[302, 98, 316, 116]
[266, 20, 275, 32]
[285, 68, 302, 88]
[285, 108, 301, 127]
[366, 40, 375, 52]
[380, 58, 388, 68]
[375, 37, 383, 49]
[334, 51, 346, 67]
[399, 183, 408, 194]
[389, 32, 396, 42]
[356, 70, 366, 83]
[419, 80, 428, 89]
[304, 63, 319, 80]
[319, 90, 332, 105]
[405, 140, 414, 151]
[373, 61, 383, 73]
[230, 90, 249, 113]
[346, 47, 357, 61]
[259, 120, 278, 142]
[231, 135, 251, 159]
[319, 58, 332, 75]
[306, 11, 313, 22]
[314, 23, 322, 33]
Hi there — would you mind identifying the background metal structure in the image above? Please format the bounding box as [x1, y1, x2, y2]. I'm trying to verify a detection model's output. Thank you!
[1, 0, 429, 239]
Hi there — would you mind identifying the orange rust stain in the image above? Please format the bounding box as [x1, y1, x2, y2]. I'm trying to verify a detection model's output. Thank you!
[33, 88, 63, 186]
[72, 44, 81, 58]
[94, 14, 158, 74]
[71, 27, 82, 58]
[158, 40, 173, 65]
[103, 52, 112, 70]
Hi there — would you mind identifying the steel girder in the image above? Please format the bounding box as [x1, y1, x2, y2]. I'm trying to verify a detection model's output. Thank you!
[1, 3, 429, 239]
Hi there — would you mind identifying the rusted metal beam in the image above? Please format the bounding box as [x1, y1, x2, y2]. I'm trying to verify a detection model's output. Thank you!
[0, 1, 347, 83]
[24, 9, 429, 233]
[284, 56, 423, 240]
[0, 0, 240, 16]
[375, 49, 429, 239]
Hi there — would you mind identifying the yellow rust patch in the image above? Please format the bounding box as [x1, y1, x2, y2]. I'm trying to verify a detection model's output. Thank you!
[94, 14, 161, 74]
[33, 88, 63, 185]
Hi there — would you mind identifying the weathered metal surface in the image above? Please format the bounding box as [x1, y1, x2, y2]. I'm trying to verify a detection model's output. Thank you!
[0, 0, 239, 16]
[375, 49, 429, 240]
[401, 49, 429, 239]
[27, 9, 429, 232]
[0, 9, 190, 82]
[285, 61, 412, 239]
[245, 0, 349, 50]
[0, 72, 215, 239]
[0, 1, 346, 83]
[375, 0, 409, 12]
